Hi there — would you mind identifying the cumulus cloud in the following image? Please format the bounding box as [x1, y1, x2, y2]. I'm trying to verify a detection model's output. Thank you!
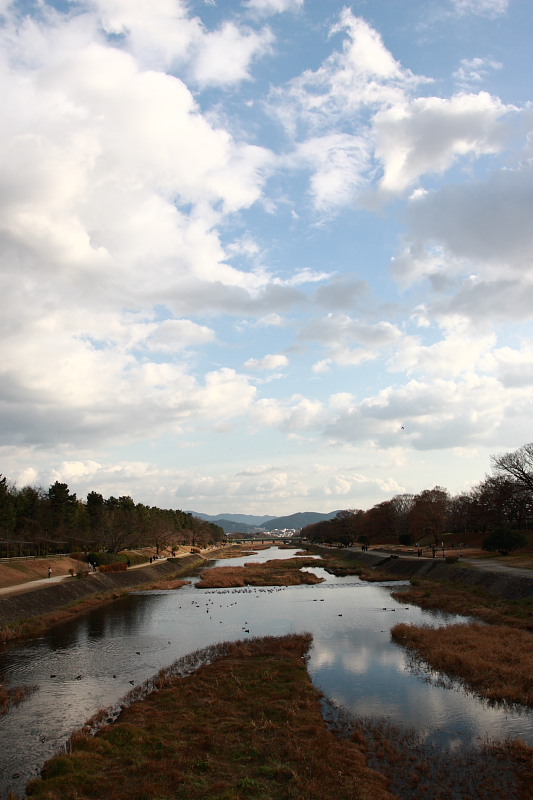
[269, 9, 421, 138]
[245, 353, 289, 370]
[190, 22, 274, 86]
[374, 92, 511, 194]
[324, 376, 514, 451]
[391, 161, 533, 326]
[1, 0, 531, 516]
[144, 320, 215, 353]
[297, 313, 402, 371]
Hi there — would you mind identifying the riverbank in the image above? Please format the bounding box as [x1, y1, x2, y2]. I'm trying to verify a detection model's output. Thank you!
[25, 634, 397, 800]
[0, 547, 234, 643]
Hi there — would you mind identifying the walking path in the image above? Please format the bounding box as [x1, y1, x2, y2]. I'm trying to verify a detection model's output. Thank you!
[460, 557, 533, 578]
[0, 574, 74, 597]
[0, 547, 221, 598]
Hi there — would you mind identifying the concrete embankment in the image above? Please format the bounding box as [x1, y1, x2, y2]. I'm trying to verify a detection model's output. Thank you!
[0, 554, 210, 629]
[348, 549, 533, 600]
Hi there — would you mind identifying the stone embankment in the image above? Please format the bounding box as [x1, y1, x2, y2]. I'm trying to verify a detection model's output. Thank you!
[0, 552, 219, 630]
[354, 550, 533, 600]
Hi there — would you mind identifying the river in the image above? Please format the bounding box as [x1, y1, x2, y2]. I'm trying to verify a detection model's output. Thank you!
[1, 546, 532, 798]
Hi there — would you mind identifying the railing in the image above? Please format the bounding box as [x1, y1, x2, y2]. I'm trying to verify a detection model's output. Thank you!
[0, 553, 70, 562]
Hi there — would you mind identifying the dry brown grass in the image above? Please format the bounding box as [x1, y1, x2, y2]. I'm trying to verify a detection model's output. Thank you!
[0, 680, 37, 715]
[211, 547, 268, 560]
[0, 557, 86, 590]
[326, 709, 533, 800]
[26, 634, 396, 800]
[391, 621, 533, 707]
[195, 557, 324, 588]
[391, 580, 533, 630]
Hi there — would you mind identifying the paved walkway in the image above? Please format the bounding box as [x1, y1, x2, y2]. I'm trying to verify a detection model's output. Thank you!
[355, 547, 533, 578]
[0, 574, 75, 597]
[460, 557, 533, 579]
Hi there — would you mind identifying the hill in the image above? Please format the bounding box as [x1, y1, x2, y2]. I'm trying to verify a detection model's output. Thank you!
[188, 510, 342, 534]
[262, 511, 340, 531]
[188, 512, 276, 526]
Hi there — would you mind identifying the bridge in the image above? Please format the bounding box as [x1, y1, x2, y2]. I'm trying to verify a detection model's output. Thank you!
[227, 537, 308, 546]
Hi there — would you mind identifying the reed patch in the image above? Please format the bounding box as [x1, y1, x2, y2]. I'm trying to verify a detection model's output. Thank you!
[195, 557, 324, 588]
[391, 621, 533, 707]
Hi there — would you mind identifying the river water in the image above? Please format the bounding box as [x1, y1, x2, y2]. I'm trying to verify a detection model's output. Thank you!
[1, 546, 532, 798]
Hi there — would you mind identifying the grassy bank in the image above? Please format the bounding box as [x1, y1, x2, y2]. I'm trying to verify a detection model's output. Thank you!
[195, 557, 324, 588]
[391, 621, 533, 707]
[391, 578, 533, 629]
[0, 588, 136, 643]
[25, 634, 395, 800]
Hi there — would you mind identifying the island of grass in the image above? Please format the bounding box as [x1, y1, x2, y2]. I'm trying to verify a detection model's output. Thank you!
[25, 634, 395, 800]
[391, 621, 533, 707]
[195, 557, 324, 588]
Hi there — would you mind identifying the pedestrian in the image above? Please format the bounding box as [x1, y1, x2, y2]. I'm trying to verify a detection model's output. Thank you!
[48, 566, 52, 578]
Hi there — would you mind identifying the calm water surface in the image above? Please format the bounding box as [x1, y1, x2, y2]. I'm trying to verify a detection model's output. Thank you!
[1, 546, 532, 798]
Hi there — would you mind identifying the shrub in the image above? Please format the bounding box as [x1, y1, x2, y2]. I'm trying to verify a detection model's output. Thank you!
[99, 562, 127, 573]
[482, 527, 528, 556]
[87, 552, 128, 566]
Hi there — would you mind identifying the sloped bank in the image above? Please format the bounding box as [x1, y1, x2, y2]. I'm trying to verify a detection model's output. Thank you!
[310, 547, 533, 602]
[0, 553, 215, 639]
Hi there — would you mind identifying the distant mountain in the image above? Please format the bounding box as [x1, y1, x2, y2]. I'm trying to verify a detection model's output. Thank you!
[188, 509, 341, 534]
[263, 511, 340, 531]
[187, 511, 276, 526]
[214, 519, 260, 534]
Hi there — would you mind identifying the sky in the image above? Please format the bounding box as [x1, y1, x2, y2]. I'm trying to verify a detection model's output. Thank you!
[1, 0, 532, 516]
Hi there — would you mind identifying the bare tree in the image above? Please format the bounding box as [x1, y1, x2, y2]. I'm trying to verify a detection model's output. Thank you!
[491, 443, 533, 494]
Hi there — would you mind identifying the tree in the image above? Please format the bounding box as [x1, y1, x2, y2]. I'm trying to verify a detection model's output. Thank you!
[389, 494, 415, 542]
[0, 475, 16, 539]
[470, 476, 529, 532]
[46, 481, 78, 545]
[408, 486, 449, 543]
[482, 527, 528, 556]
[491, 443, 533, 494]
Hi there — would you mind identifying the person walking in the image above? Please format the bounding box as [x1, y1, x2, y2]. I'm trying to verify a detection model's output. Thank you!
[48, 566, 52, 578]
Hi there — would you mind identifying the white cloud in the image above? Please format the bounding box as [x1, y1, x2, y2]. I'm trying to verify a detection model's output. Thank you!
[145, 320, 215, 353]
[245, 353, 289, 370]
[481, 342, 533, 388]
[293, 134, 370, 210]
[374, 92, 511, 194]
[453, 57, 502, 90]
[270, 10, 421, 136]
[388, 318, 496, 378]
[190, 21, 274, 86]
[324, 375, 514, 451]
[243, 0, 304, 16]
[252, 394, 326, 431]
[450, 0, 509, 18]
[391, 161, 533, 326]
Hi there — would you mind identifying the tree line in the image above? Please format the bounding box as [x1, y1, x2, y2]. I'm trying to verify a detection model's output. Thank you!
[0, 479, 225, 557]
[301, 443, 533, 551]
